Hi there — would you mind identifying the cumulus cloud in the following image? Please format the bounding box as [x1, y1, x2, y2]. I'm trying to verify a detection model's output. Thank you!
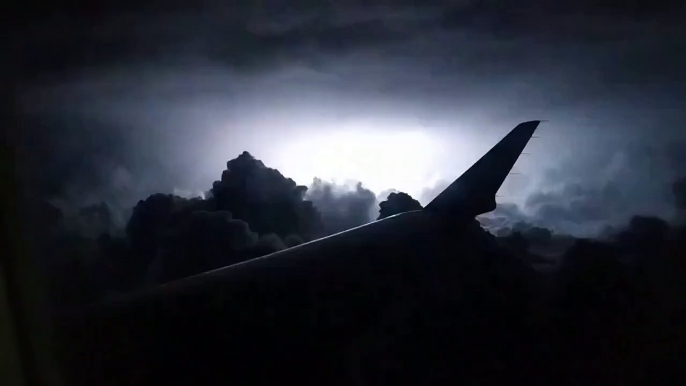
[553, 215, 686, 320]
[306, 178, 377, 234]
[377, 192, 423, 220]
[481, 139, 686, 237]
[37, 149, 436, 303]
[100, 153, 383, 287]
[75, 203, 114, 237]
[209, 151, 322, 238]
[477, 203, 528, 233]
[12, 1, 686, 246]
[126, 193, 198, 263]
[151, 210, 259, 283]
[245, 233, 289, 260]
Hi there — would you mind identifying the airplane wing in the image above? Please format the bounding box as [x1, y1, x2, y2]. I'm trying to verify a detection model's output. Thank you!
[425, 120, 540, 218]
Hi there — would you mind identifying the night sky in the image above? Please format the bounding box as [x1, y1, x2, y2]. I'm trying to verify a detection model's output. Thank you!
[9, 0, 686, 235]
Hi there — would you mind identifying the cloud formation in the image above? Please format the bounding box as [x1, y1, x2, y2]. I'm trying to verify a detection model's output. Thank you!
[306, 178, 377, 234]
[378, 192, 423, 220]
[478, 139, 686, 236]
[209, 151, 321, 238]
[10, 2, 686, 323]
[152, 210, 259, 283]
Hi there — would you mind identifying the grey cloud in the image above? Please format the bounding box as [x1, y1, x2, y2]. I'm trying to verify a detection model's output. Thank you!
[486, 139, 686, 236]
[378, 192, 423, 220]
[152, 210, 259, 283]
[11, 0, 686, 243]
[306, 178, 377, 235]
[419, 180, 450, 206]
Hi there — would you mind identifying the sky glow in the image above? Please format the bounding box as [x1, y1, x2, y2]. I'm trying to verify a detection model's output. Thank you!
[275, 125, 445, 197]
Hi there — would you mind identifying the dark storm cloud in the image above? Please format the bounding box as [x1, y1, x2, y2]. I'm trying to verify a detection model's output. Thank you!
[377, 192, 423, 220]
[477, 202, 528, 232]
[526, 183, 623, 226]
[10, 3, 440, 80]
[306, 178, 377, 234]
[56, 152, 377, 290]
[552, 214, 686, 320]
[13, 0, 684, 84]
[75, 203, 114, 236]
[151, 210, 259, 283]
[120, 150, 323, 284]
[429, 0, 686, 127]
[10, 0, 686, 242]
[474, 135, 686, 237]
[12, 113, 167, 209]
[542, 141, 685, 225]
[209, 151, 322, 238]
[11, 1, 444, 211]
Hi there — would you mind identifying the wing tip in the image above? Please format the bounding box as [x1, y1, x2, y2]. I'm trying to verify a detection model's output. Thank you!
[514, 120, 542, 132]
[424, 120, 541, 218]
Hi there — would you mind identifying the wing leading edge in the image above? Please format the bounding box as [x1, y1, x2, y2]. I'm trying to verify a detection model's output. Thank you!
[425, 120, 540, 219]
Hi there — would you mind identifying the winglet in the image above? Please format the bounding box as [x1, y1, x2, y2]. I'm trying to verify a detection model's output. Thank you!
[425, 121, 540, 218]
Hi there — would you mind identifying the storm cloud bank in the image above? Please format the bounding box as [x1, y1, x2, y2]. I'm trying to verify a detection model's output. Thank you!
[36, 149, 686, 385]
[477, 138, 686, 236]
[11, 1, 686, 229]
[28, 144, 685, 306]
[307, 178, 377, 234]
[8, 1, 686, 317]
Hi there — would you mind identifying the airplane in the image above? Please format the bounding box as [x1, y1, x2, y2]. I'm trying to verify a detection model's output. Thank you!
[55, 121, 543, 386]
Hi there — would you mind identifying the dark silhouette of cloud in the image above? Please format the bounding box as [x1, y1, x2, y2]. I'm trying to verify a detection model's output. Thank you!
[70, 153, 379, 289]
[32, 137, 686, 307]
[10, 3, 439, 80]
[283, 234, 304, 247]
[525, 183, 624, 232]
[244, 233, 289, 260]
[377, 192, 423, 220]
[124, 156, 322, 284]
[209, 151, 321, 238]
[70, 202, 115, 238]
[151, 210, 259, 283]
[126, 194, 194, 263]
[306, 178, 377, 234]
[477, 202, 528, 232]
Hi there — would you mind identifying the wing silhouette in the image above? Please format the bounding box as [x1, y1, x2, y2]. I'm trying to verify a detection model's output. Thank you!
[424, 120, 540, 218]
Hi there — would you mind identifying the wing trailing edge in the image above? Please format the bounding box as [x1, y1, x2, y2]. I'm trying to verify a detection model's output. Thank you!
[425, 120, 540, 219]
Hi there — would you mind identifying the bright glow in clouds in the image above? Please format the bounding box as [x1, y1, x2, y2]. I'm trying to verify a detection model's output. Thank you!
[276, 126, 445, 197]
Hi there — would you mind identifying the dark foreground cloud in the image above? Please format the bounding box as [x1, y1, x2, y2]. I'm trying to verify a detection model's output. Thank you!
[378, 192, 423, 220]
[37, 151, 433, 300]
[209, 151, 321, 238]
[150, 210, 259, 283]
